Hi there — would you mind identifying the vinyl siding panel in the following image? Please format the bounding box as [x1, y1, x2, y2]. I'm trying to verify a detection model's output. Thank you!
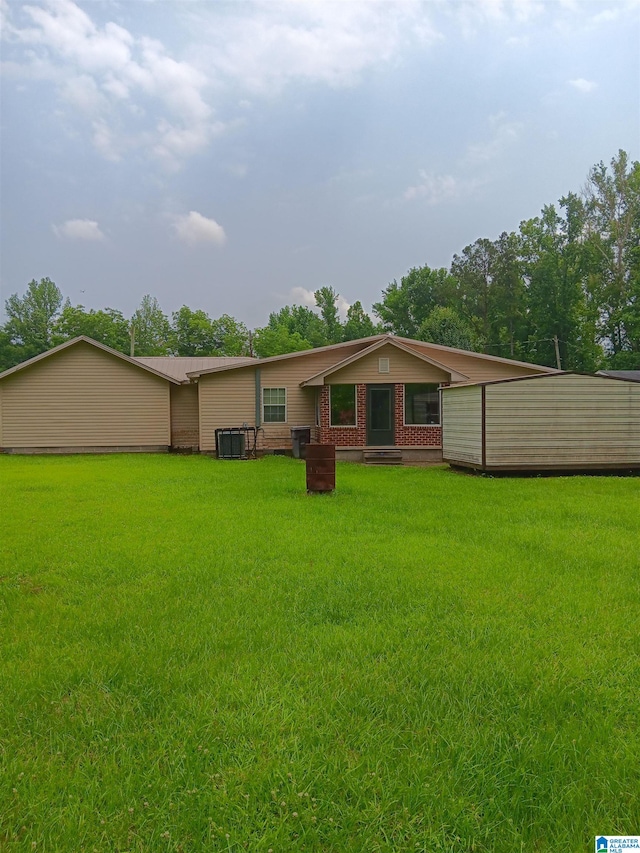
[484, 374, 640, 467]
[442, 385, 482, 465]
[170, 384, 199, 448]
[198, 367, 256, 452]
[327, 343, 450, 384]
[0, 341, 170, 449]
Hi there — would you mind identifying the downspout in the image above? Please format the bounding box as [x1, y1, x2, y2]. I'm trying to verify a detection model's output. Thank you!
[255, 368, 261, 428]
[481, 385, 486, 470]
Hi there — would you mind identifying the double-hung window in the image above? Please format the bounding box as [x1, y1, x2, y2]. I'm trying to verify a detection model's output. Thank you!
[404, 383, 440, 425]
[263, 388, 286, 423]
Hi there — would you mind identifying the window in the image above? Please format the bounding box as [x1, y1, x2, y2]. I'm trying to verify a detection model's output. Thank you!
[263, 387, 286, 423]
[404, 383, 439, 425]
[330, 384, 356, 426]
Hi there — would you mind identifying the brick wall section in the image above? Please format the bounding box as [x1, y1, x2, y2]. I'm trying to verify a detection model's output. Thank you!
[393, 384, 442, 447]
[318, 383, 441, 448]
[319, 384, 367, 446]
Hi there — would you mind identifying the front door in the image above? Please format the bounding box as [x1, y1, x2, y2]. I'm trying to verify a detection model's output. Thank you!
[366, 384, 395, 446]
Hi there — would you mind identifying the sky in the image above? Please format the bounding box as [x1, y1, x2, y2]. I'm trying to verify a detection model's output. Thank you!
[1, 0, 639, 328]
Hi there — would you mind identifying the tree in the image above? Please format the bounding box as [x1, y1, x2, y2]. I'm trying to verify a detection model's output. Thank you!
[53, 302, 131, 353]
[450, 239, 496, 346]
[373, 265, 460, 337]
[253, 325, 312, 358]
[490, 231, 527, 358]
[417, 306, 479, 351]
[583, 149, 640, 364]
[314, 286, 342, 344]
[131, 295, 170, 356]
[171, 306, 220, 356]
[3, 277, 63, 359]
[210, 314, 250, 356]
[520, 198, 601, 371]
[342, 301, 379, 341]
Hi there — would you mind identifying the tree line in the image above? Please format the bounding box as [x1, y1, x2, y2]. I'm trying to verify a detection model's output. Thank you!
[1, 150, 638, 372]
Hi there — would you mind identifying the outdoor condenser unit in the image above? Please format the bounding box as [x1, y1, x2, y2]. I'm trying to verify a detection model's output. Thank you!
[215, 428, 246, 460]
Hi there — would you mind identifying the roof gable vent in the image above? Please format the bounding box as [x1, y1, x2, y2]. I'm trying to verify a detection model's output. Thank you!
[378, 357, 390, 374]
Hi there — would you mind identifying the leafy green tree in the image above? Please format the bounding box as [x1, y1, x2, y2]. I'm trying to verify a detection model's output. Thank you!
[583, 149, 640, 364]
[490, 231, 528, 358]
[342, 301, 380, 341]
[253, 325, 311, 358]
[450, 239, 495, 345]
[373, 266, 460, 337]
[210, 314, 250, 356]
[52, 302, 131, 353]
[314, 286, 342, 344]
[171, 306, 220, 356]
[520, 198, 601, 371]
[0, 328, 24, 371]
[418, 307, 479, 351]
[3, 277, 63, 359]
[131, 295, 171, 356]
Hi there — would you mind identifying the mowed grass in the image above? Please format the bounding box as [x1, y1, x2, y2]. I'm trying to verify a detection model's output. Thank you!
[0, 455, 639, 852]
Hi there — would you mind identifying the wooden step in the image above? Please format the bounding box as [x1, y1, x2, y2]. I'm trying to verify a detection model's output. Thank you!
[363, 450, 403, 465]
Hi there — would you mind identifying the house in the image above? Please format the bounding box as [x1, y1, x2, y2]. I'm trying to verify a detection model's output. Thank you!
[442, 372, 640, 472]
[0, 334, 555, 460]
[0, 337, 253, 454]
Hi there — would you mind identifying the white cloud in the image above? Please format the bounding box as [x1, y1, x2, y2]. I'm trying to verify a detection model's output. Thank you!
[289, 286, 317, 308]
[191, 2, 442, 94]
[569, 77, 597, 93]
[174, 211, 226, 247]
[4, 0, 218, 168]
[404, 172, 463, 204]
[465, 113, 523, 164]
[288, 286, 350, 318]
[52, 218, 105, 241]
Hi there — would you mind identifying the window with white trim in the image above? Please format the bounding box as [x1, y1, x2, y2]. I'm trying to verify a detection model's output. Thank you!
[404, 384, 439, 425]
[263, 387, 286, 423]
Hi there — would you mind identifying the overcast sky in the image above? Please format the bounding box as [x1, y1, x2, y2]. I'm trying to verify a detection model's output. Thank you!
[1, 0, 639, 327]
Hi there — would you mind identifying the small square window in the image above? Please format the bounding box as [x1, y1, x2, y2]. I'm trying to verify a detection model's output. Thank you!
[263, 388, 286, 423]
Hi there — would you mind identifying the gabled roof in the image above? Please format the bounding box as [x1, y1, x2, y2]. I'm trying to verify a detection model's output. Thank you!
[185, 336, 377, 378]
[186, 333, 557, 379]
[134, 355, 255, 383]
[300, 337, 469, 386]
[394, 335, 557, 374]
[0, 336, 182, 385]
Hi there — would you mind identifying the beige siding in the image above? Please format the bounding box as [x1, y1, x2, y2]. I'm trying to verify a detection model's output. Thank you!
[407, 342, 550, 382]
[0, 341, 170, 449]
[170, 384, 199, 448]
[442, 385, 483, 465]
[327, 343, 450, 385]
[198, 367, 256, 452]
[257, 346, 364, 446]
[485, 374, 640, 467]
[198, 346, 365, 451]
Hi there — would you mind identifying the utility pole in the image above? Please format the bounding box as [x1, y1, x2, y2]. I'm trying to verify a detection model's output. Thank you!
[553, 335, 562, 370]
[130, 324, 135, 357]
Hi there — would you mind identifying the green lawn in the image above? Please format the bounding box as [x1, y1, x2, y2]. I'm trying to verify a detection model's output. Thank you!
[1, 455, 639, 852]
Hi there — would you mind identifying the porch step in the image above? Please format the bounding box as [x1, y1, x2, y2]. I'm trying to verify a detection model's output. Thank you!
[363, 450, 403, 465]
